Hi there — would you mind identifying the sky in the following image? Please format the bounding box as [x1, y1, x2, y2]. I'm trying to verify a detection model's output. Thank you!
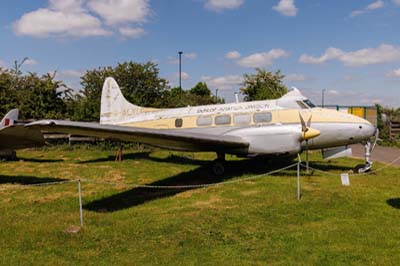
[1, 0, 400, 107]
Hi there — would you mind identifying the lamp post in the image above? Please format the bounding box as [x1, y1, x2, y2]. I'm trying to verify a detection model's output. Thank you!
[178, 51, 183, 89]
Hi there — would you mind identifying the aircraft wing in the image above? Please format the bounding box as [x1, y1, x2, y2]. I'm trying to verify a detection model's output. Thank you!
[27, 120, 249, 152]
[0, 125, 45, 150]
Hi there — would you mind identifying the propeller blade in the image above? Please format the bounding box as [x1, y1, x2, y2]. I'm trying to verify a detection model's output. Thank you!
[307, 114, 312, 128]
[299, 113, 307, 132]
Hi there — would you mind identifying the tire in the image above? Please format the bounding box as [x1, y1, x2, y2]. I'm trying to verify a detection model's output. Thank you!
[212, 160, 225, 176]
[354, 164, 366, 173]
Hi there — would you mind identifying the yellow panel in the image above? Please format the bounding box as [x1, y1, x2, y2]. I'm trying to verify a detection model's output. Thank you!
[350, 107, 364, 118]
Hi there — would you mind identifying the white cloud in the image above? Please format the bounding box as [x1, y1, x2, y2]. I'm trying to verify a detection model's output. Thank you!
[23, 58, 38, 66]
[350, 0, 384, 17]
[119, 27, 146, 38]
[201, 75, 243, 90]
[173, 72, 190, 81]
[273, 0, 298, 17]
[393, 0, 400, 5]
[49, 0, 84, 12]
[167, 53, 197, 64]
[327, 89, 339, 96]
[285, 73, 308, 82]
[13, 0, 151, 39]
[184, 53, 197, 60]
[299, 44, 400, 67]
[225, 50, 241, 59]
[13, 4, 110, 37]
[386, 68, 400, 77]
[58, 69, 84, 78]
[88, 0, 151, 25]
[205, 0, 244, 11]
[237, 49, 289, 68]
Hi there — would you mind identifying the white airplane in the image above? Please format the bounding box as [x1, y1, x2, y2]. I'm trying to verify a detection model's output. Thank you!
[27, 77, 377, 174]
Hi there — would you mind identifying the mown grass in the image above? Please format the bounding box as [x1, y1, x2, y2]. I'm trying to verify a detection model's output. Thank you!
[0, 147, 399, 265]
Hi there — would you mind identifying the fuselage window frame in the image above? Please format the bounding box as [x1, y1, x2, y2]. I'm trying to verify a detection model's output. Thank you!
[196, 116, 213, 126]
[253, 112, 272, 124]
[215, 114, 232, 125]
[175, 118, 183, 128]
[233, 113, 251, 125]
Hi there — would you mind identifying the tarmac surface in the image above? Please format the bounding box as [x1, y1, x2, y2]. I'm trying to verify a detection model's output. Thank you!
[351, 144, 400, 167]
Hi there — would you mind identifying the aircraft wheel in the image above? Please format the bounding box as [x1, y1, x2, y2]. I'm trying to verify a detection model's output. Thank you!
[212, 160, 225, 176]
[354, 164, 371, 174]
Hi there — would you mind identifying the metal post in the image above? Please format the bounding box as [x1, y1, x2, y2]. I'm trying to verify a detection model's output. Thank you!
[178, 51, 183, 89]
[297, 162, 301, 200]
[306, 140, 309, 173]
[78, 180, 83, 227]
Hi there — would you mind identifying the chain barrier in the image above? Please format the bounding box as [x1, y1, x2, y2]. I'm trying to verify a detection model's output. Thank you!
[299, 153, 400, 177]
[0, 163, 298, 191]
[80, 163, 298, 189]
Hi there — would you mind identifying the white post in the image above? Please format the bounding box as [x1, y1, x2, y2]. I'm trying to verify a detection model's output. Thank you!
[78, 180, 83, 227]
[297, 162, 301, 200]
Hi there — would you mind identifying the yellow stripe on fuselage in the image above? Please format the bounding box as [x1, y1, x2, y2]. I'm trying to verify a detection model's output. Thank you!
[122, 108, 369, 129]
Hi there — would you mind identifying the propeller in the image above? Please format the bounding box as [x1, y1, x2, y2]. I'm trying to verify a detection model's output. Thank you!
[299, 112, 321, 172]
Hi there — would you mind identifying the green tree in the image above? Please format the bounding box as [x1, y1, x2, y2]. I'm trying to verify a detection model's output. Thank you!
[0, 64, 70, 120]
[240, 68, 287, 101]
[73, 61, 169, 121]
[190, 82, 211, 97]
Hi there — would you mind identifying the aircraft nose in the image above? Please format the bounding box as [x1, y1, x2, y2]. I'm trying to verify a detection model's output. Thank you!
[359, 122, 376, 139]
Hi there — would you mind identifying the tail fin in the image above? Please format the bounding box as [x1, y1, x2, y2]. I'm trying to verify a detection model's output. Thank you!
[100, 77, 145, 124]
[0, 109, 18, 128]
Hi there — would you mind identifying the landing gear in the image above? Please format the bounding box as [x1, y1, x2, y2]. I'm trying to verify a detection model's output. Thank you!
[354, 130, 378, 173]
[212, 152, 225, 176]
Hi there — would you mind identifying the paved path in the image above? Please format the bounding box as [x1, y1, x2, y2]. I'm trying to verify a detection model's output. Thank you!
[351, 144, 400, 167]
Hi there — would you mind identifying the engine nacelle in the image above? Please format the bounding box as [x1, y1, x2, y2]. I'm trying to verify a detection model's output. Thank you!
[226, 125, 302, 155]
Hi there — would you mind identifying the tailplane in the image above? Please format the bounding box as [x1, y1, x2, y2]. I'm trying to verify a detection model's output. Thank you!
[100, 77, 151, 124]
[0, 109, 18, 128]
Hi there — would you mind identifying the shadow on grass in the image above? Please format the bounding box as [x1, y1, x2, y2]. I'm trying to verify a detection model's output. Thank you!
[308, 162, 354, 172]
[84, 158, 296, 213]
[386, 198, 400, 209]
[78, 151, 208, 166]
[16, 157, 64, 163]
[0, 175, 67, 185]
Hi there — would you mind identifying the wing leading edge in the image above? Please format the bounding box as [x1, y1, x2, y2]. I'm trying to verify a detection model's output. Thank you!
[27, 120, 249, 153]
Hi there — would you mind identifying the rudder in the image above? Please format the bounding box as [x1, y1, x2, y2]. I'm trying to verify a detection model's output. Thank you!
[100, 77, 144, 124]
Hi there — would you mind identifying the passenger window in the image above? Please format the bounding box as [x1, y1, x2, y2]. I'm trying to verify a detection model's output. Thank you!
[253, 112, 272, 123]
[197, 116, 212, 126]
[234, 114, 250, 125]
[175, 118, 183, 128]
[215, 115, 231, 125]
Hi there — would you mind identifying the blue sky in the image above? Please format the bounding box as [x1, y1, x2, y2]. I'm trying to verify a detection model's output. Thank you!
[1, 0, 400, 106]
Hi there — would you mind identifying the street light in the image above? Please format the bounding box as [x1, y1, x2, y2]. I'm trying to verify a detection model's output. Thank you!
[178, 51, 183, 89]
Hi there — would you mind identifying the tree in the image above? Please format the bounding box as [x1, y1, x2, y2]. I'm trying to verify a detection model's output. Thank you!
[240, 68, 288, 101]
[0, 65, 70, 120]
[73, 61, 169, 121]
[190, 82, 211, 97]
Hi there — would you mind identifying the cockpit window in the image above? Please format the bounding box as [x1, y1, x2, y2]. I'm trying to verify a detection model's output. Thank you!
[303, 99, 316, 108]
[296, 101, 309, 109]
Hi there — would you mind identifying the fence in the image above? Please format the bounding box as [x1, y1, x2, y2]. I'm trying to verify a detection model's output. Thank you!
[389, 120, 400, 140]
[322, 105, 378, 127]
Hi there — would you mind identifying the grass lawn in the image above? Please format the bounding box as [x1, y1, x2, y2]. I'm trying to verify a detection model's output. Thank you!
[0, 147, 399, 265]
